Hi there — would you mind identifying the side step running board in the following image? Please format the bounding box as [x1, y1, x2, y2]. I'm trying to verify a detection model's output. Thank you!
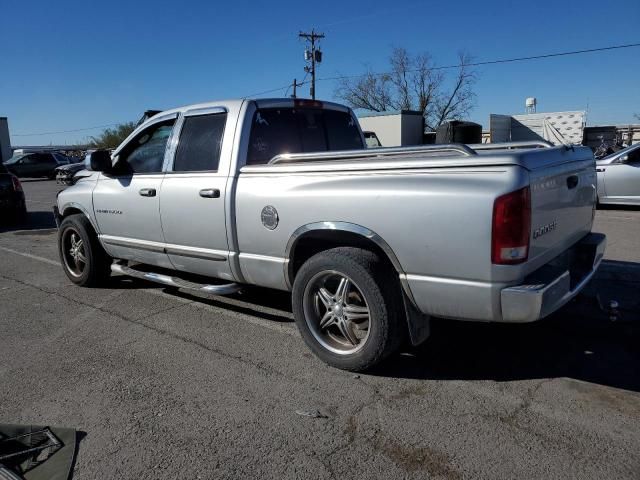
[111, 263, 242, 296]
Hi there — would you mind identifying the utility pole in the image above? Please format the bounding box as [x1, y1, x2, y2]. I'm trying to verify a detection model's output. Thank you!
[299, 29, 324, 100]
[290, 78, 304, 98]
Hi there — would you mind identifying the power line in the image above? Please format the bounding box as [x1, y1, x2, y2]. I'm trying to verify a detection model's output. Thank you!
[241, 84, 292, 99]
[316, 41, 640, 83]
[14, 42, 639, 138]
[11, 122, 126, 137]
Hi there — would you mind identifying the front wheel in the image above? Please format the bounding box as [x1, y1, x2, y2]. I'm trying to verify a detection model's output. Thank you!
[58, 214, 111, 286]
[292, 247, 404, 371]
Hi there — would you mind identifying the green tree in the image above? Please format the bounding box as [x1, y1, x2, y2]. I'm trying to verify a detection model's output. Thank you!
[89, 122, 136, 149]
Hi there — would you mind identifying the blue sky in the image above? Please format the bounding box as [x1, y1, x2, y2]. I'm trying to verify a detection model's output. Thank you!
[2, 0, 639, 145]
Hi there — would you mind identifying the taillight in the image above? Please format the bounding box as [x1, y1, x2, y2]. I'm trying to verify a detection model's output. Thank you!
[11, 176, 23, 192]
[492, 186, 531, 264]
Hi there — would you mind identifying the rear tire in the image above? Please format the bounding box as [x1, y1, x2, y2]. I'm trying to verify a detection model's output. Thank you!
[292, 247, 404, 371]
[58, 214, 111, 286]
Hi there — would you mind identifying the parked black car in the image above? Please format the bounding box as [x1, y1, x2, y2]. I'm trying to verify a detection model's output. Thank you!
[3, 152, 70, 179]
[0, 163, 27, 223]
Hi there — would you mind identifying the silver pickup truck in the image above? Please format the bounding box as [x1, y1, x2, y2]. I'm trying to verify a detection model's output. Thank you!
[54, 98, 606, 371]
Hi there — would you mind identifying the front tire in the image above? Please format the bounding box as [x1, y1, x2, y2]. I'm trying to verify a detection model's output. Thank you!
[292, 247, 404, 371]
[58, 214, 111, 286]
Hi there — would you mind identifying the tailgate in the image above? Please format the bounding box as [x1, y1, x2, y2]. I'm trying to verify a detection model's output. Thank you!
[527, 148, 596, 268]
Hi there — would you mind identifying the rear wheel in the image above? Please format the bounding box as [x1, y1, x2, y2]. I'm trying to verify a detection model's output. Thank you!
[58, 214, 111, 286]
[292, 247, 404, 371]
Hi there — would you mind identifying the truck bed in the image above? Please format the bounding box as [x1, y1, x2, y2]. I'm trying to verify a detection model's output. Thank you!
[237, 141, 598, 322]
[240, 142, 594, 174]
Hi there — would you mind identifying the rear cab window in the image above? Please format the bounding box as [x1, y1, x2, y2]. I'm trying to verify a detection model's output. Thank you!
[247, 107, 363, 165]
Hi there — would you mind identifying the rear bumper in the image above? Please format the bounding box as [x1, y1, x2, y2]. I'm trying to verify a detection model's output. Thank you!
[501, 232, 606, 322]
[404, 232, 606, 323]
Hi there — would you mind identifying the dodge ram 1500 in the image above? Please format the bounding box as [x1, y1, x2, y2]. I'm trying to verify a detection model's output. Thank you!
[54, 98, 606, 371]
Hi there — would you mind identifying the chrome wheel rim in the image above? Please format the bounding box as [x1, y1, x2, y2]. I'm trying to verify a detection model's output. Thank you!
[303, 270, 371, 355]
[62, 228, 87, 278]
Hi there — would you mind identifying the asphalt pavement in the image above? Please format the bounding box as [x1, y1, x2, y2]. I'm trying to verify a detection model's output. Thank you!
[0, 179, 638, 479]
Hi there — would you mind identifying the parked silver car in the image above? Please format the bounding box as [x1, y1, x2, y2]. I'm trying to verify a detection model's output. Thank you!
[596, 143, 640, 205]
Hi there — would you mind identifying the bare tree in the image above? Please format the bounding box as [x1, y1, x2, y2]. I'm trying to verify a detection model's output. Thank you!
[335, 70, 394, 112]
[389, 47, 412, 110]
[334, 48, 477, 130]
[430, 51, 477, 129]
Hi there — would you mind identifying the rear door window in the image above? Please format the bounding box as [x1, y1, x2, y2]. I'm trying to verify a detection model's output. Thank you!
[173, 113, 227, 172]
[246, 107, 363, 165]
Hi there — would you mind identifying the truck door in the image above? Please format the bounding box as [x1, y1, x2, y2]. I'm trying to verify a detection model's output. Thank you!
[92, 116, 176, 269]
[159, 108, 234, 280]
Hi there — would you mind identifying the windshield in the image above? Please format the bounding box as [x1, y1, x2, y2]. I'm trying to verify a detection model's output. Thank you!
[601, 143, 640, 161]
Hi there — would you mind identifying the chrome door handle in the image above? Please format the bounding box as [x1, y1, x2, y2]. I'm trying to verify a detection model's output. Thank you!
[199, 188, 220, 198]
[139, 188, 156, 197]
[596, 168, 605, 172]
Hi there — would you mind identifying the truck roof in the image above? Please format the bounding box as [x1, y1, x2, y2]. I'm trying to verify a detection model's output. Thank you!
[146, 98, 352, 123]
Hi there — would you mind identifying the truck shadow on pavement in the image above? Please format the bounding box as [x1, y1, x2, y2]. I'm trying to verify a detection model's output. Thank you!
[108, 256, 639, 394]
[378, 311, 639, 393]
[140, 269, 640, 393]
[375, 274, 640, 392]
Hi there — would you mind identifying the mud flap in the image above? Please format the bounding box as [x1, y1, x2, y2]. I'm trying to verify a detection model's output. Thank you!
[402, 290, 430, 346]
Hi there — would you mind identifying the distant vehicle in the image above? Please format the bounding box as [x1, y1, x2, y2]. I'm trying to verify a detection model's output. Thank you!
[55, 157, 91, 185]
[0, 163, 27, 223]
[4, 152, 70, 179]
[363, 131, 382, 148]
[596, 143, 640, 206]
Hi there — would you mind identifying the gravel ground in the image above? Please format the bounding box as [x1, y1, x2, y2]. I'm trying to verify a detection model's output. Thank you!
[0, 180, 638, 479]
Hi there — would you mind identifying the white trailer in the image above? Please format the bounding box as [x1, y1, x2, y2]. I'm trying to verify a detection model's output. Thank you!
[357, 110, 424, 147]
[490, 111, 586, 146]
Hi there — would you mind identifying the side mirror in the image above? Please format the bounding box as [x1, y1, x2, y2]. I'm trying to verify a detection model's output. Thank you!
[618, 154, 629, 164]
[88, 150, 113, 172]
